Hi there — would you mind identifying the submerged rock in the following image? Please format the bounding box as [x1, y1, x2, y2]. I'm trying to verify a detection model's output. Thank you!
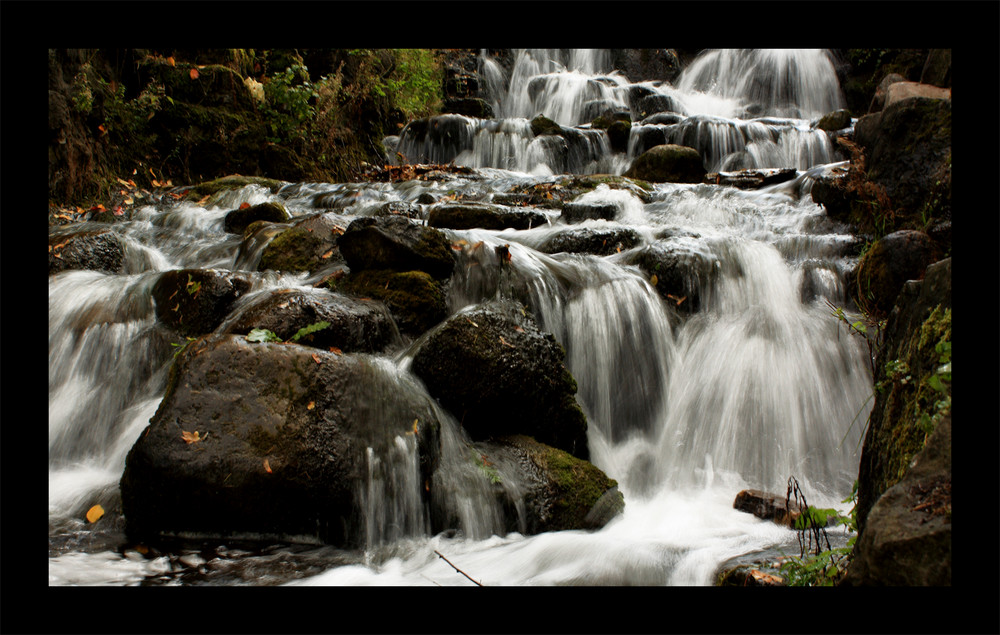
[623, 241, 720, 314]
[120, 334, 442, 547]
[411, 299, 590, 460]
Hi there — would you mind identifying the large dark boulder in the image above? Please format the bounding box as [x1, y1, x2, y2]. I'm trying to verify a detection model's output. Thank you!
[610, 49, 682, 83]
[332, 269, 448, 337]
[843, 413, 951, 586]
[854, 89, 951, 219]
[850, 230, 942, 318]
[428, 202, 549, 231]
[257, 212, 350, 274]
[151, 268, 254, 336]
[560, 201, 619, 224]
[472, 435, 624, 535]
[854, 257, 951, 540]
[410, 300, 590, 460]
[624, 144, 706, 184]
[120, 334, 442, 547]
[49, 228, 126, 275]
[218, 287, 400, 353]
[338, 216, 455, 280]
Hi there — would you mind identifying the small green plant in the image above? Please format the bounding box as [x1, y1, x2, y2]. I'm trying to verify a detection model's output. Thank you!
[245, 320, 331, 344]
[171, 336, 198, 358]
[472, 450, 502, 485]
[775, 477, 857, 586]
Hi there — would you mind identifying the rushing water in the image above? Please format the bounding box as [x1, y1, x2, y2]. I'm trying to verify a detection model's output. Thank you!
[48, 49, 871, 586]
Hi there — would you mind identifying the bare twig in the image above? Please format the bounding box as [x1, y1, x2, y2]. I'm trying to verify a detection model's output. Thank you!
[434, 550, 483, 586]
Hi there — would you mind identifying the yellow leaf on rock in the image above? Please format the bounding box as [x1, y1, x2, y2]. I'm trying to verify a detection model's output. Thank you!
[86, 504, 105, 523]
[181, 430, 202, 444]
[263, 458, 273, 473]
[649, 274, 658, 287]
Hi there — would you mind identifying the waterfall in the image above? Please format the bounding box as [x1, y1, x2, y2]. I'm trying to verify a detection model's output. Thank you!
[49, 48, 871, 587]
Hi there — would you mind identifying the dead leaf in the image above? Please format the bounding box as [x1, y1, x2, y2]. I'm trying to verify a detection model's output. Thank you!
[649, 274, 658, 287]
[196, 195, 211, 205]
[86, 504, 105, 523]
[307, 401, 315, 410]
[263, 458, 272, 474]
[181, 430, 203, 444]
[189, 68, 200, 80]
[321, 250, 334, 259]
[328, 346, 342, 355]
[499, 336, 516, 349]
[311, 353, 322, 364]
[239, 202, 251, 210]
[167, 56, 176, 67]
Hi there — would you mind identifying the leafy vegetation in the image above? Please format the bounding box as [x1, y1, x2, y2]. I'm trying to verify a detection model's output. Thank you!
[245, 321, 331, 345]
[776, 477, 858, 586]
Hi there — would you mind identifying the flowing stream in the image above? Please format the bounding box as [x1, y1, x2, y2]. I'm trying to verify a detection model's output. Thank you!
[48, 49, 872, 586]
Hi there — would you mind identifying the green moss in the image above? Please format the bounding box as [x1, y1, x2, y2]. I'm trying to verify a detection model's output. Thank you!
[520, 435, 619, 528]
[335, 269, 446, 335]
[187, 175, 285, 199]
[258, 226, 326, 273]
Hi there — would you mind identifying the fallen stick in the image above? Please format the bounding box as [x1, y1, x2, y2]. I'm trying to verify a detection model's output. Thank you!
[434, 550, 483, 586]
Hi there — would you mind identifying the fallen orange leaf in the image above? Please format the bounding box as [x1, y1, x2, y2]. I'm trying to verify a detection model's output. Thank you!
[311, 353, 322, 364]
[328, 346, 342, 355]
[307, 401, 315, 410]
[181, 430, 203, 444]
[190, 68, 200, 80]
[86, 504, 105, 523]
[167, 56, 176, 67]
[263, 458, 272, 473]
[239, 202, 251, 210]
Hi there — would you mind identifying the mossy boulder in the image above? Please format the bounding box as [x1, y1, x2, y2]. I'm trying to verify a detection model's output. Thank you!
[120, 334, 442, 547]
[411, 299, 590, 460]
[428, 202, 550, 231]
[184, 175, 285, 202]
[624, 144, 706, 183]
[851, 230, 942, 318]
[258, 212, 350, 274]
[217, 287, 400, 353]
[337, 216, 455, 280]
[49, 228, 126, 275]
[815, 109, 852, 131]
[151, 268, 254, 336]
[224, 201, 291, 234]
[529, 115, 563, 137]
[560, 201, 618, 224]
[332, 269, 448, 337]
[474, 435, 624, 534]
[855, 258, 951, 538]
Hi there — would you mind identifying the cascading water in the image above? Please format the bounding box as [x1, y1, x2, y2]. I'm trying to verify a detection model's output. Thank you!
[49, 48, 872, 587]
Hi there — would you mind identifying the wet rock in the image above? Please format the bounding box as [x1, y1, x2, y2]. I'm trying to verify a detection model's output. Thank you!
[855, 258, 951, 538]
[850, 230, 942, 317]
[605, 120, 631, 153]
[332, 269, 448, 337]
[411, 299, 590, 460]
[223, 201, 291, 234]
[610, 48, 682, 83]
[704, 167, 797, 190]
[428, 202, 549, 231]
[814, 109, 852, 132]
[338, 215, 455, 280]
[623, 241, 720, 314]
[539, 226, 642, 256]
[844, 414, 951, 586]
[151, 268, 254, 336]
[561, 201, 618, 224]
[809, 171, 852, 223]
[474, 434, 624, 534]
[716, 564, 786, 586]
[396, 114, 476, 164]
[258, 212, 350, 274]
[640, 112, 685, 126]
[624, 144, 706, 183]
[443, 97, 493, 119]
[866, 73, 907, 114]
[628, 125, 669, 156]
[854, 91, 951, 219]
[218, 287, 400, 353]
[49, 228, 126, 275]
[120, 334, 442, 547]
[733, 489, 805, 527]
